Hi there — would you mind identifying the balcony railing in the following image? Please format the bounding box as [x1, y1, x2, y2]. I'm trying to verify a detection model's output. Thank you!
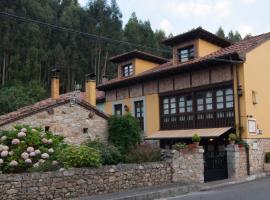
[160, 108, 234, 130]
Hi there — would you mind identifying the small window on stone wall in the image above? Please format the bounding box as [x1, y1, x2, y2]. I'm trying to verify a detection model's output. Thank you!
[83, 128, 88, 134]
[45, 126, 50, 132]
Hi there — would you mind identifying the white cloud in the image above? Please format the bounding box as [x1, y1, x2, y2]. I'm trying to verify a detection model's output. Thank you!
[237, 24, 254, 36]
[159, 18, 173, 33]
[166, 0, 232, 20]
[240, 0, 256, 4]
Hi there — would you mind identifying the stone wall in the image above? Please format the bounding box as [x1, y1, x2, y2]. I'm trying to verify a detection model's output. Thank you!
[0, 162, 171, 200]
[171, 147, 204, 183]
[226, 145, 248, 179]
[246, 139, 270, 174]
[0, 104, 108, 145]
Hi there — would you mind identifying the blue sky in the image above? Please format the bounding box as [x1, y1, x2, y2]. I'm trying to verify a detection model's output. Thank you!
[78, 0, 270, 37]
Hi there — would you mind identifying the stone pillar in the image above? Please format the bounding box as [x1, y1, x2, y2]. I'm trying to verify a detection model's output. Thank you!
[226, 144, 248, 179]
[226, 144, 239, 179]
[171, 147, 204, 183]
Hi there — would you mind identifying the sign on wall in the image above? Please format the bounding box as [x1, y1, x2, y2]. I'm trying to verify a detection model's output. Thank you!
[248, 118, 257, 134]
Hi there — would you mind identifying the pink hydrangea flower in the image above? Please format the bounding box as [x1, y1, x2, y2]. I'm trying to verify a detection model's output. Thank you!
[1, 150, 8, 157]
[41, 138, 48, 144]
[38, 159, 45, 163]
[41, 153, 49, 159]
[27, 147, 34, 153]
[1, 136, 7, 141]
[11, 139, 20, 145]
[9, 151, 13, 156]
[9, 160, 18, 167]
[17, 131, 26, 138]
[25, 159, 32, 164]
[35, 149, 41, 155]
[3, 145, 9, 151]
[21, 128, 27, 133]
[33, 163, 39, 168]
[29, 152, 36, 157]
[0, 145, 4, 152]
[48, 148, 54, 154]
[21, 152, 29, 160]
[52, 160, 58, 165]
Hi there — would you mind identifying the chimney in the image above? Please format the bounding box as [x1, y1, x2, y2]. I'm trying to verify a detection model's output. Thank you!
[85, 73, 96, 106]
[51, 69, 60, 100]
[102, 75, 108, 84]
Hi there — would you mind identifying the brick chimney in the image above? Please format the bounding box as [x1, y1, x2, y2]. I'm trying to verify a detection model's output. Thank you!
[85, 73, 96, 106]
[51, 69, 60, 100]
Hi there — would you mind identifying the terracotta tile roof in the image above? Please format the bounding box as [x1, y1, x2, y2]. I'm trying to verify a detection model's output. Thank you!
[0, 92, 108, 127]
[97, 32, 270, 90]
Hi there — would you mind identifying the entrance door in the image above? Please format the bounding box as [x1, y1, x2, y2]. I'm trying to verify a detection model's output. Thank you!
[134, 100, 144, 130]
[204, 151, 228, 182]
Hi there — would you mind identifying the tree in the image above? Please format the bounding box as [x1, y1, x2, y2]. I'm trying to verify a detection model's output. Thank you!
[216, 27, 226, 39]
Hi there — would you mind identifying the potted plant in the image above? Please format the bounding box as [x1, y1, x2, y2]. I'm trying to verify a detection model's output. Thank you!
[192, 134, 201, 146]
[229, 133, 237, 145]
[264, 152, 270, 172]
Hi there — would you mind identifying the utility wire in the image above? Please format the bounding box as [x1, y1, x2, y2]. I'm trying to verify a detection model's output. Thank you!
[0, 11, 172, 54]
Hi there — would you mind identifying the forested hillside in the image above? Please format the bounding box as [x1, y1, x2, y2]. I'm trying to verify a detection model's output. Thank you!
[0, 0, 246, 114]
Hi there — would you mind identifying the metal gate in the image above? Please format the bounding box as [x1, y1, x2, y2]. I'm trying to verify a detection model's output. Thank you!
[204, 151, 228, 182]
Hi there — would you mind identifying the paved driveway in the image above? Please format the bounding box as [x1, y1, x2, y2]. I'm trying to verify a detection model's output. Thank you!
[160, 177, 270, 200]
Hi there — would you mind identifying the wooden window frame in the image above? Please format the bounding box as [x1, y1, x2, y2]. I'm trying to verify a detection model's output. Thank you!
[134, 100, 144, 130]
[178, 45, 195, 62]
[160, 84, 235, 130]
[114, 104, 123, 116]
[122, 63, 134, 77]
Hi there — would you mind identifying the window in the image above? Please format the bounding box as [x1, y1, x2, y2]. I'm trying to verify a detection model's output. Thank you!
[122, 64, 133, 77]
[216, 90, 224, 109]
[160, 87, 234, 130]
[134, 100, 144, 130]
[178, 46, 194, 62]
[83, 128, 88, 134]
[114, 104, 122, 116]
[163, 97, 176, 115]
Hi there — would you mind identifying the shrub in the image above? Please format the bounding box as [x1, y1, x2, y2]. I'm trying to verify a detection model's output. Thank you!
[124, 143, 161, 163]
[192, 134, 201, 143]
[265, 152, 270, 163]
[229, 133, 237, 141]
[0, 125, 65, 173]
[172, 142, 187, 151]
[108, 113, 142, 154]
[86, 139, 122, 165]
[57, 145, 101, 168]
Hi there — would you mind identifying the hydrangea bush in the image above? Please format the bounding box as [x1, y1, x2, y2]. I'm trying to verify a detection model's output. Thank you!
[0, 125, 65, 173]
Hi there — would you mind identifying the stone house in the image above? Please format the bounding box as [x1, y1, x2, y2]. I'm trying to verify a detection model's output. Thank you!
[0, 71, 108, 145]
[97, 27, 270, 181]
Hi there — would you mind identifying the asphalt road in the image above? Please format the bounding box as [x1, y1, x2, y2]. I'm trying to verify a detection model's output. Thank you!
[160, 177, 270, 200]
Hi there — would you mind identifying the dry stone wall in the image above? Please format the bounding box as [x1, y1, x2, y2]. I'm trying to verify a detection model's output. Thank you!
[0, 162, 172, 200]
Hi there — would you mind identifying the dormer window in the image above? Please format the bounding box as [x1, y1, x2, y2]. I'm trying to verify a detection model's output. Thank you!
[178, 45, 194, 62]
[122, 64, 134, 77]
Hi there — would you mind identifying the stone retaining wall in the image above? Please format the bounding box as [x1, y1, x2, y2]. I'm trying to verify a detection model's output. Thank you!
[227, 145, 248, 179]
[0, 162, 172, 200]
[171, 147, 204, 183]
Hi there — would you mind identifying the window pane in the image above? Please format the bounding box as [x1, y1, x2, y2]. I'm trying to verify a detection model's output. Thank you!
[164, 109, 169, 115]
[163, 98, 169, 104]
[225, 89, 233, 95]
[206, 104, 213, 110]
[217, 96, 224, 103]
[179, 108, 185, 113]
[187, 106, 193, 112]
[217, 103, 224, 109]
[226, 102, 233, 108]
[216, 90, 223, 96]
[197, 105, 204, 111]
[226, 95, 233, 101]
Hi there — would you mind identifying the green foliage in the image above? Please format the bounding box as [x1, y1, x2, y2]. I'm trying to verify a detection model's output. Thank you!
[108, 113, 142, 154]
[124, 143, 161, 163]
[265, 152, 270, 163]
[57, 145, 101, 168]
[192, 134, 201, 143]
[229, 133, 237, 141]
[172, 142, 187, 151]
[0, 81, 47, 115]
[86, 138, 122, 165]
[0, 125, 64, 173]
